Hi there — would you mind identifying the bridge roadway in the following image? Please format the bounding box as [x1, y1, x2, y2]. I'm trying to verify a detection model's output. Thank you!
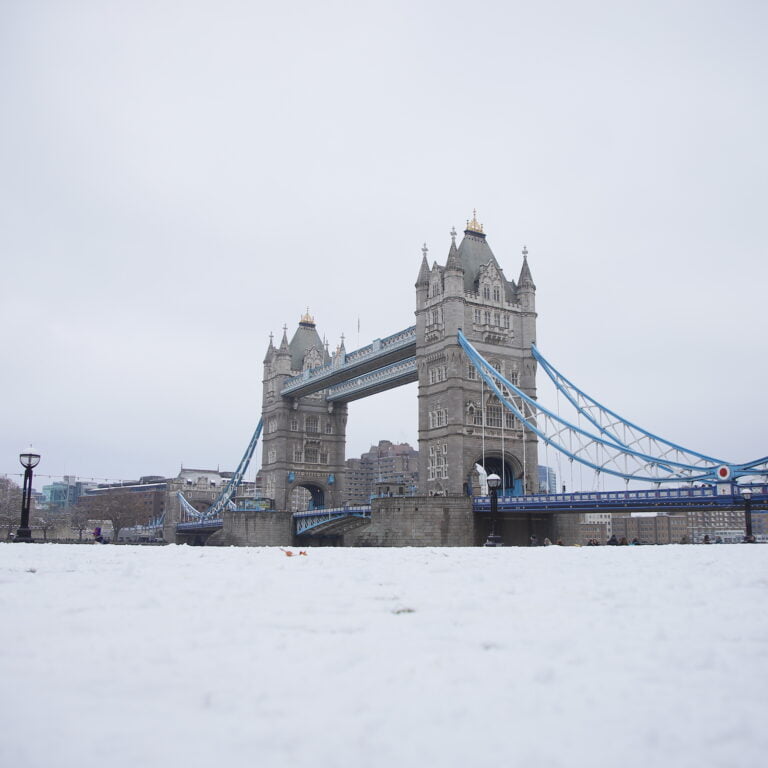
[174, 484, 767, 539]
[280, 326, 416, 400]
[473, 484, 768, 514]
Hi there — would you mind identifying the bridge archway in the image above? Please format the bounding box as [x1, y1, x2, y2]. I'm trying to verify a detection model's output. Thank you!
[289, 483, 326, 512]
[471, 453, 523, 496]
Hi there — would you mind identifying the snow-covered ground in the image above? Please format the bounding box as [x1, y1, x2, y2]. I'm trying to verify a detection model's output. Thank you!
[1, 543, 766, 768]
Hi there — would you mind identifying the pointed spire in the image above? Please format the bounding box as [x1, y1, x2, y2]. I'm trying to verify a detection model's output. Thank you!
[416, 243, 430, 286]
[279, 324, 289, 351]
[263, 330, 277, 363]
[446, 228, 462, 272]
[518, 245, 535, 290]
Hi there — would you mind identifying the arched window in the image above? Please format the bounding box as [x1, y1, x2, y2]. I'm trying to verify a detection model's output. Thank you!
[493, 286, 500, 302]
[483, 286, 490, 300]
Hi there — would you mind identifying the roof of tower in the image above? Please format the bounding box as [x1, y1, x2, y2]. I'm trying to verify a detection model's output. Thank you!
[288, 310, 328, 370]
[455, 213, 517, 301]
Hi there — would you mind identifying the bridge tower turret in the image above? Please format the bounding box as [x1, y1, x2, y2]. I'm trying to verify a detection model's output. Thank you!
[260, 312, 348, 513]
[415, 212, 539, 497]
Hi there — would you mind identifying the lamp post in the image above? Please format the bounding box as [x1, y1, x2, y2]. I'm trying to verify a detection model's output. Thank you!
[484, 473, 502, 547]
[17, 452, 41, 542]
[742, 489, 754, 543]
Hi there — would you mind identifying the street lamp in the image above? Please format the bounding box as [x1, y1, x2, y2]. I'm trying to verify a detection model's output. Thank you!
[484, 473, 502, 547]
[742, 489, 755, 543]
[16, 452, 41, 542]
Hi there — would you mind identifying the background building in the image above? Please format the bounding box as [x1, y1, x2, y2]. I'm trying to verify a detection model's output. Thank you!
[41, 475, 96, 511]
[345, 440, 418, 505]
[538, 466, 557, 494]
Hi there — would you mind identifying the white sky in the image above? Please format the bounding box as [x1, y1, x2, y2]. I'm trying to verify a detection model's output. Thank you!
[1, 1, 766, 485]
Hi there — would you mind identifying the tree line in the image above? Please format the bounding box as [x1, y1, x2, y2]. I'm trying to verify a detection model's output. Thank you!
[0, 476, 154, 542]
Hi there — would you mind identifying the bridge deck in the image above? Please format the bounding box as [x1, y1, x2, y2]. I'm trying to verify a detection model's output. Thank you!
[281, 327, 416, 399]
[473, 485, 768, 514]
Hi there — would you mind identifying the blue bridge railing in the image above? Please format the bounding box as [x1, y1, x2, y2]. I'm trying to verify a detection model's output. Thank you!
[473, 484, 768, 514]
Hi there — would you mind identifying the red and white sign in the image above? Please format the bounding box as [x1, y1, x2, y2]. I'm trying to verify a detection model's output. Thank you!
[716, 465, 731, 481]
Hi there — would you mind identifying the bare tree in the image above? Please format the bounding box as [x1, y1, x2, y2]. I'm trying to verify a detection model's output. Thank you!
[82, 491, 150, 543]
[0, 476, 23, 539]
[34, 512, 55, 541]
[69, 501, 93, 542]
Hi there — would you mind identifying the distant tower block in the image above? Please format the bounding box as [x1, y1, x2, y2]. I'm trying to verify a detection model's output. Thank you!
[415, 212, 538, 496]
[261, 311, 348, 512]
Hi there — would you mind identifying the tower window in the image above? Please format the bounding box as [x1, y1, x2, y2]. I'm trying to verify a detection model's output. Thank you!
[486, 404, 502, 428]
[493, 287, 500, 302]
[483, 286, 490, 300]
[306, 415, 319, 433]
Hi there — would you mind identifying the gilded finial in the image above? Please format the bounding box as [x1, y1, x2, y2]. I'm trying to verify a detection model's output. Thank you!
[466, 209, 483, 233]
[300, 307, 315, 325]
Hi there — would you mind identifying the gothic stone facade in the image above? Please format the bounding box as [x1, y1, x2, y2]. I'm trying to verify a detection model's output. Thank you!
[415, 215, 538, 497]
[260, 315, 348, 513]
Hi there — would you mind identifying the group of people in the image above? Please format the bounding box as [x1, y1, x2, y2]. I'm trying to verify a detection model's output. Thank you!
[528, 533, 646, 546]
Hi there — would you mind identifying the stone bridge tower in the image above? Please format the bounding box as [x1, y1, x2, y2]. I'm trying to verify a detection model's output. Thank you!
[260, 312, 348, 512]
[415, 213, 538, 496]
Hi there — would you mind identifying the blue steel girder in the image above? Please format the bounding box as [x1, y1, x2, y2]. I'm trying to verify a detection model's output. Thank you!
[458, 331, 766, 484]
[326, 358, 417, 402]
[176, 418, 264, 525]
[281, 326, 416, 399]
[294, 506, 372, 535]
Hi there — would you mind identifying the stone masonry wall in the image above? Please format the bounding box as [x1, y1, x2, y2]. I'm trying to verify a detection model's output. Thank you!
[208, 510, 293, 546]
[345, 495, 474, 547]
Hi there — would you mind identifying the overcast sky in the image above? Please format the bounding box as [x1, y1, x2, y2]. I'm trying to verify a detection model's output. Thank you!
[1, 0, 766, 488]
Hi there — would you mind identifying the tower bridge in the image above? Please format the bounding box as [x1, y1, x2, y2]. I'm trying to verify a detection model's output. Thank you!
[173, 212, 767, 546]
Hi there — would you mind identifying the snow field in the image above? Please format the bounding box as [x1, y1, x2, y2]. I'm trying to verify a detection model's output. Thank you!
[0, 543, 766, 768]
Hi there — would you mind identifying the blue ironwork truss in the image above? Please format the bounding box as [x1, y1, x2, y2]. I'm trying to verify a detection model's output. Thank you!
[177, 418, 264, 522]
[458, 331, 767, 484]
[294, 506, 371, 535]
